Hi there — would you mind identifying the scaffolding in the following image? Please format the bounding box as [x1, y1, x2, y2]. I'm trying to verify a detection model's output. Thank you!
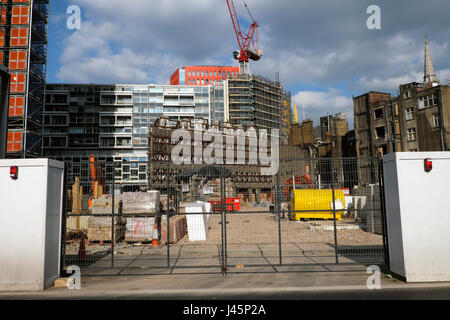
[227, 74, 284, 133]
[1, 0, 49, 158]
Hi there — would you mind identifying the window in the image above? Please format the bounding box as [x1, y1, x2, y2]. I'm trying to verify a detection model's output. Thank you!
[374, 108, 383, 120]
[1, 7, 6, 24]
[9, 51, 26, 70]
[394, 103, 399, 116]
[407, 128, 416, 141]
[10, 73, 25, 93]
[0, 29, 4, 47]
[403, 90, 412, 99]
[7, 131, 22, 152]
[8, 96, 24, 116]
[12, 6, 29, 25]
[375, 126, 385, 140]
[418, 93, 438, 109]
[433, 114, 440, 128]
[10, 28, 27, 47]
[405, 108, 414, 120]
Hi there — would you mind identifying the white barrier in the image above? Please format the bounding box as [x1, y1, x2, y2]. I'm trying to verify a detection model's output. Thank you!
[0, 159, 64, 291]
[186, 201, 211, 241]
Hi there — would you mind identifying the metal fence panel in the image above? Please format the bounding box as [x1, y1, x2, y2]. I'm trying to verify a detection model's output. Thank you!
[61, 157, 386, 276]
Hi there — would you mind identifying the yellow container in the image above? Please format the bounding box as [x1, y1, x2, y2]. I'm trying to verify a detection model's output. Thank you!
[290, 189, 345, 221]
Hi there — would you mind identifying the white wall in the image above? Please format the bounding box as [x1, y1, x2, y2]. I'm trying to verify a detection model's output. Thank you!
[383, 152, 450, 282]
[0, 159, 64, 291]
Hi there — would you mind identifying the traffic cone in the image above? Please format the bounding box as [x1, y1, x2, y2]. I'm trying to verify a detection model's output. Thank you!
[78, 235, 86, 260]
[152, 221, 160, 248]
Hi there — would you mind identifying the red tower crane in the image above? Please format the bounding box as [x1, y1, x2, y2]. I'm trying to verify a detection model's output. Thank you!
[226, 0, 262, 75]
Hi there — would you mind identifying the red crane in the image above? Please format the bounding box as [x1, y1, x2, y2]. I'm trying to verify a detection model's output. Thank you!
[226, 0, 261, 75]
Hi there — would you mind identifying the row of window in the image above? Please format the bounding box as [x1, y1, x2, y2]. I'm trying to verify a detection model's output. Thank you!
[405, 114, 440, 141]
[188, 70, 237, 78]
[0, 28, 28, 47]
[375, 104, 440, 123]
[187, 78, 220, 85]
[374, 113, 440, 142]
[418, 93, 438, 109]
[1, 6, 29, 25]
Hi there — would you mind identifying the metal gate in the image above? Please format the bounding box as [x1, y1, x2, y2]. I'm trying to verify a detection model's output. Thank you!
[60, 157, 388, 276]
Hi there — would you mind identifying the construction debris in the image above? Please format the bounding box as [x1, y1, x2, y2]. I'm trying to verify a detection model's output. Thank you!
[86, 216, 126, 242]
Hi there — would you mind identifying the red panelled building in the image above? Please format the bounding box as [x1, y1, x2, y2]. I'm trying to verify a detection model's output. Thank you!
[1, 0, 49, 158]
[170, 66, 240, 86]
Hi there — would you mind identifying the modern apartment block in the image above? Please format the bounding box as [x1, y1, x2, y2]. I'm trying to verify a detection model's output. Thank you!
[353, 39, 450, 158]
[43, 83, 226, 188]
[170, 66, 240, 86]
[1, 0, 49, 158]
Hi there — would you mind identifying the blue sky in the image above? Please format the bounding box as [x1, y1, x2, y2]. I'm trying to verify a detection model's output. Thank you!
[47, 0, 450, 128]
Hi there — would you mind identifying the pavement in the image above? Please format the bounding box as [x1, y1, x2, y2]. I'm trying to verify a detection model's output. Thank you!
[1, 264, 450, 300]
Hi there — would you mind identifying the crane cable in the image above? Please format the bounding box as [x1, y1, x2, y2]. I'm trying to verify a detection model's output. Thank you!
[242, 0, 255, 23]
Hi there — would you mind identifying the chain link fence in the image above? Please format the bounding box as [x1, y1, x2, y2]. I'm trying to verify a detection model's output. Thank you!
[60, 157, 387, 275]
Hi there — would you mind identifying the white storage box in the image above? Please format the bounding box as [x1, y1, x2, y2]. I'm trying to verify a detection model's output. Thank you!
[186, 201, 210, 241]
[0, 159, 64, 291]
[383, 152, 450, 282]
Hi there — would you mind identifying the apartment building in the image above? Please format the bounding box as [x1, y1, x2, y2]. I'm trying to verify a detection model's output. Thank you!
[43, 83, 226, 188]
[224, 74, 285, 139]
[353, 39, 450, 157]
[354, 83, 450, 157]
[319, 113, 350, 158]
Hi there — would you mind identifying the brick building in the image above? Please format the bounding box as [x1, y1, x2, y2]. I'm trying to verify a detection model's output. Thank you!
[170, 66, 240, 86]
[353, 39, 450, 158]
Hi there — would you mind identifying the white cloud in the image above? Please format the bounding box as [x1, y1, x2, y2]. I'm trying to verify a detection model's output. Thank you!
[52, 0, 450, 100]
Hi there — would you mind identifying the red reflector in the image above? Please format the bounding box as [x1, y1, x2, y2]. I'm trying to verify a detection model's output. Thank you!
[10, 165, 18, 180]
[424, 159, 433, 172]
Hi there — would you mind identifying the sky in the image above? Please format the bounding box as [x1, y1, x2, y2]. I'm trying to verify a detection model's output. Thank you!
[47, 0, 450, 129]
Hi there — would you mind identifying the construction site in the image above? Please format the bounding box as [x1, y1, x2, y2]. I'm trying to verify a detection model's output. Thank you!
[48, 0, 387, 275]
[60, 138, 385, 275]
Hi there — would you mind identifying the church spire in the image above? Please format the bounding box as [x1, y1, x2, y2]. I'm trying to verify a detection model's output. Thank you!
[424, 36, 438, 84]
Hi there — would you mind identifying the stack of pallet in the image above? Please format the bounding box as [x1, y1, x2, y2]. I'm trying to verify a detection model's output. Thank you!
[124, 217, 155, 242]
[121, 191, 160, 214]
[91, 195, 121, 214]
[86, 216, 126, 243]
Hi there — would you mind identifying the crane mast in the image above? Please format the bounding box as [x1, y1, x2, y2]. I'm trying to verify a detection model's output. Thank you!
[226, 0, 261, 75]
